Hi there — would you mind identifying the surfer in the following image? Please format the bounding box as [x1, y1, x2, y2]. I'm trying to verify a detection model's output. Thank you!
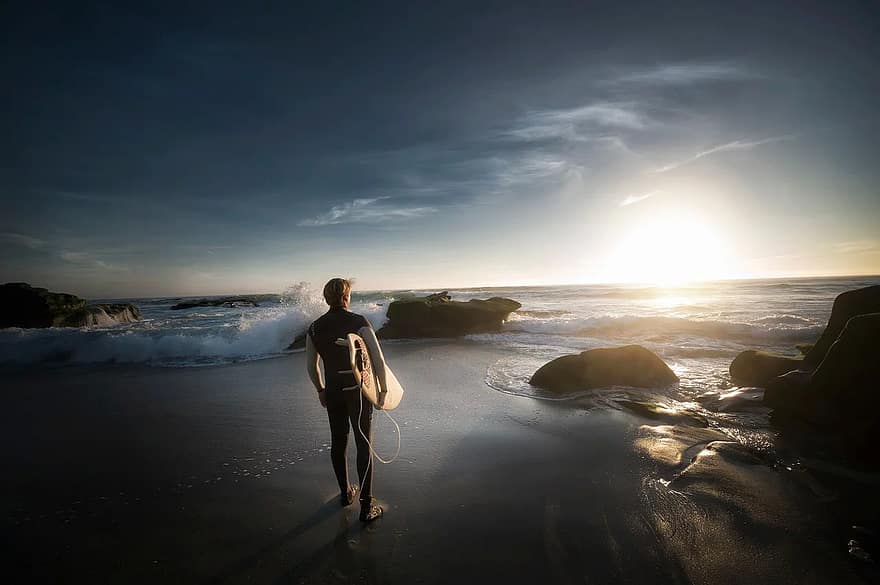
[305, 278, 384, 522]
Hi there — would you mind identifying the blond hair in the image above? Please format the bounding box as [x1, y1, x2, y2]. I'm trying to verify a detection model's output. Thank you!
[322, 278, 352, 308]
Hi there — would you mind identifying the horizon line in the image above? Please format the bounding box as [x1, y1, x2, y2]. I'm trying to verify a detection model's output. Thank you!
[14, 271, 879, 300]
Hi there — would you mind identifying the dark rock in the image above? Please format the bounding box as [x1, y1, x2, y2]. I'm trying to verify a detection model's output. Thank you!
[802, 285, 880, 369]
[763, 370, 813, 414]
[762, 285, 880, 413]
[766, 313, 880, 449]
[529, 345, 679, 393]
[729, 350, 803, 386]
[376, 294, 521, 338]
[425, 291, 451, 302]
[286, 332, 307, 351]
[1, 282, 87, 327]
[170, 295, 274, 310]
[760, 288, 880, 465]
[0, 283, 142, 328]
[809, 312, 880, 395]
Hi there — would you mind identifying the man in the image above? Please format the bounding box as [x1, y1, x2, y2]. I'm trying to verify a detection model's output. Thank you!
[305, 278, 384, 522]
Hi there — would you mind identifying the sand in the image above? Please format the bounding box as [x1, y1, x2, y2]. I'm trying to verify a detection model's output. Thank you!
[3, 341, 872, 583]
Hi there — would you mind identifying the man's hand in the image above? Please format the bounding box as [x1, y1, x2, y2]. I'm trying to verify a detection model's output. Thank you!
[318, 390, 327, 408]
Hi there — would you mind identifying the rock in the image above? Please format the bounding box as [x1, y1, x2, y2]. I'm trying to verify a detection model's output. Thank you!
[809, 312, 880, 396]
[763, 370, 812, 414]
[729, 350, 803, 386]
[0, 282, 143, 328]
[425, 291, 451, 302]
[0, 282, 87, 328]
[803, 285, 880, 368]
[61, 304, 142, 327]
[286, 332, 307, 351]
[170, 295, 274, 310]
[766, 313, 880, 455]
[376, 294, 521, 338]
[529, 345, 679, 393]
[735, 285, 880, 394]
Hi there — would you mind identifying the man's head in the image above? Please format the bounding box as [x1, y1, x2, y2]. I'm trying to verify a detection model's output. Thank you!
[322, 278, 352, 309]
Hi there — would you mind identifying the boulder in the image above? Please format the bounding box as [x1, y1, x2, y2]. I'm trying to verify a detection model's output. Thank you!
[809, 312, 880, 396]
[766, 314, 880, 464]
[732, 285, 880, 391]
[376, 294, 521, 338]
[763, 370, 813, 415]
[767, 313, 880, 421]
[61, 303, 143, 327]
[802, 285, 880, 369]
[0, 282, 142, 328]
[170, 295, 274, 310]
[529, 345, 679, 393]
[729, 350, 803, 386]
[0, 282, 87, 328]
[286, 332, 307, 351]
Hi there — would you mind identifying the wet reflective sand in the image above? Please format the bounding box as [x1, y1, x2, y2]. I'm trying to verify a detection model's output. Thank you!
[4, 342, 875, 583]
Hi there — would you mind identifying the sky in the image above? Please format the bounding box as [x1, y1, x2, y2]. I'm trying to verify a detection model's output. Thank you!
[2, 0, 879, 297]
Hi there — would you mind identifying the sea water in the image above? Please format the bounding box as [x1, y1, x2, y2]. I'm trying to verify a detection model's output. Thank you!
[2, 275, 878, 453]
[2, 275, 877, 375]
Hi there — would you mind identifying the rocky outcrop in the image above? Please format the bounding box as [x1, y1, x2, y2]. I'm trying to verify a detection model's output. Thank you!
[802, 285, 880, 369]
[0, 282, 141, 328]
[757, 287, 880, 463]
[731, 285, 880, 391]
[376, 293, 521, 338]
[765, 313, 880, 422]
[530, 345, 679, 393]
[1, 282, 86, 327]
[170, 295, 275, 310]
[61, 304, 143, 327]
[287, 332, 307, 351]
[729, 350, 802, 386]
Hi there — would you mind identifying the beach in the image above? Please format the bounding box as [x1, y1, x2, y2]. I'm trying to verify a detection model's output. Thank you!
[5, 339, 873, 584]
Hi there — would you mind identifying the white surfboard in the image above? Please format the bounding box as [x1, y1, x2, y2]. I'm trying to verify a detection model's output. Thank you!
[340, 332, 404, 411]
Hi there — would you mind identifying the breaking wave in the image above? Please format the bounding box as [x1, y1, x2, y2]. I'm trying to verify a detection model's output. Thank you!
[503, 313, 823, 346]
[0, 283, 391, 366]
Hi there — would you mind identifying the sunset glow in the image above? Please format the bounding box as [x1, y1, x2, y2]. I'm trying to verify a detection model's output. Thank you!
[601, 213, 732, 285]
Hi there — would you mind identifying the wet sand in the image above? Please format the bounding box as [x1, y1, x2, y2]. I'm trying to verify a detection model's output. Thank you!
[3, 342, 872, 583]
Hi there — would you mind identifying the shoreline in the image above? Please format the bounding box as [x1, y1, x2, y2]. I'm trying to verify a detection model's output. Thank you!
[5, 341, 873, 583]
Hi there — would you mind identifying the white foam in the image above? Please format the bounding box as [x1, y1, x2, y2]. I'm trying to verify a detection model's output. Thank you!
[0, 282, 394, 366]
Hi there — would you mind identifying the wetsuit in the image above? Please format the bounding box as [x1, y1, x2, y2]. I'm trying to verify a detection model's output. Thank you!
[307, 307, 374, 503]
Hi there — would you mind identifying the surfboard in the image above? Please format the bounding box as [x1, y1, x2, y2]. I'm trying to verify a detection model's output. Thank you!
[342, 332, 404, 411]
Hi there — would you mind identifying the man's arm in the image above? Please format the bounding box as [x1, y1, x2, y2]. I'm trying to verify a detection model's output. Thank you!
[305, 334, 327, 407]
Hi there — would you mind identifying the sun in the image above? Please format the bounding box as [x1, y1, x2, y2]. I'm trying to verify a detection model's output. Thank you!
[602, 212, 732, 285]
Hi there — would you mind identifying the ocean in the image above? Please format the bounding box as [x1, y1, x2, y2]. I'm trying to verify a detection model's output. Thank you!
[3, 276, 878, 413]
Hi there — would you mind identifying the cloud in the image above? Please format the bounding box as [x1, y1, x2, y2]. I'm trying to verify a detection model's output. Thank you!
[610, 62, 756, 85]
[619, 191, 658, 207]
[654, 135, 795, 173]
[60, 250, 127, 271]
[297, 196, 437, 227]
[493, 155, 575, 187]
[834, 240, 880, 255]
[0, 232, 46, 249]
[507, 102, 646, 142]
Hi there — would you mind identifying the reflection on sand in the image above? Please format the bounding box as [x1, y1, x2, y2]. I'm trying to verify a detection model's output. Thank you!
[639, 425, 861, 583]
[635, 424, 728, 467]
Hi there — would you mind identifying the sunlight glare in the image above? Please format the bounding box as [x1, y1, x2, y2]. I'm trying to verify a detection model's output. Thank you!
[603, 212, 731, 285]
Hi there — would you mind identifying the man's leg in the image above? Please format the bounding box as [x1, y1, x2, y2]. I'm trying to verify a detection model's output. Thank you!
[349, 392, 374, 502]
[326, 399, 350, 494]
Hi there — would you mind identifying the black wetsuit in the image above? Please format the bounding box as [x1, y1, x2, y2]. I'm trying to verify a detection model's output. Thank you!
[308, 307, 374, 502]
